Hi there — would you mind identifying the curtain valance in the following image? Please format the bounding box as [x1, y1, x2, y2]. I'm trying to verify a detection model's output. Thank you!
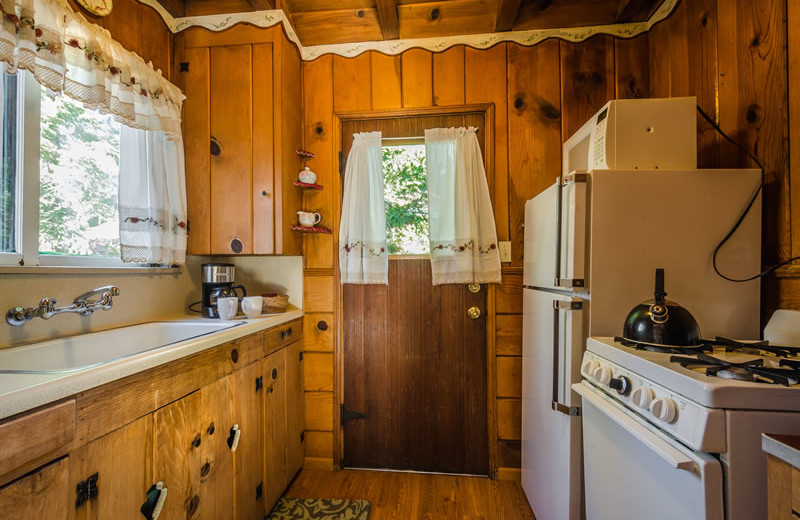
[0, 0, 184, 138]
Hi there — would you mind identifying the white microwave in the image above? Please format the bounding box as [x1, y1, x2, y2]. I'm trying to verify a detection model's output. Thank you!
[563, 97, 697, 174]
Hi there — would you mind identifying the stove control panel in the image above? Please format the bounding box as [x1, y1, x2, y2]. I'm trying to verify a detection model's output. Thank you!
[580, 351, 726, 453]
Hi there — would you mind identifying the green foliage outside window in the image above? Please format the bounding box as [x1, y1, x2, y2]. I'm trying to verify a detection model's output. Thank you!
[383, 145, 429, 255]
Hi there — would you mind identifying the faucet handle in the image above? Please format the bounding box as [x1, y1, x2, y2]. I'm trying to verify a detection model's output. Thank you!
[39, 298, 57, 320]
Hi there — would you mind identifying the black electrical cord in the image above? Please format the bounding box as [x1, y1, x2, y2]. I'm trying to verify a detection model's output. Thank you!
[698, 105, 800, 282]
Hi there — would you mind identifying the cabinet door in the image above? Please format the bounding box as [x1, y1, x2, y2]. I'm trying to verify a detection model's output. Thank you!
[210, 45, 253, 255]
[69, 415, 153, 520]
[0, 457, 69, 519]
[154, 376, 234, 519]
[285, 340, 305, 479]
[264, 350, 287, 510]
[232, 361, 266, 520]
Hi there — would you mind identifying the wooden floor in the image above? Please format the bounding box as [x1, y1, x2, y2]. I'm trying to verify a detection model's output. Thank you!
[283, 469, 536, 519]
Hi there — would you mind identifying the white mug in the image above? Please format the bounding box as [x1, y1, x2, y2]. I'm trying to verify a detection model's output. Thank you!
[241, 296, 263, 319]
[297, 211, 321, 227]
[217, 297, 238, 320]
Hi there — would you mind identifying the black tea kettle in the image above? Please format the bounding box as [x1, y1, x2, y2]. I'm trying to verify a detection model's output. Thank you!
[622, 268, 702, 346]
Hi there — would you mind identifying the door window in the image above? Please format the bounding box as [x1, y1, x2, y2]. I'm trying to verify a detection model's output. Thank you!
[382, 143, 428, 255]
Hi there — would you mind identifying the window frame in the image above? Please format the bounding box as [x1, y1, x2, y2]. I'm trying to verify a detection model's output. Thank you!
[1, 71, 128, 268]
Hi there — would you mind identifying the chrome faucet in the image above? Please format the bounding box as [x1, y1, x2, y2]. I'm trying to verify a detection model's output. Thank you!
[6, 286, 120, 326]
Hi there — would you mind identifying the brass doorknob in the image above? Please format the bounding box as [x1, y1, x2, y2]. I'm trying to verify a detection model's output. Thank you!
[467, 306, 481, 320]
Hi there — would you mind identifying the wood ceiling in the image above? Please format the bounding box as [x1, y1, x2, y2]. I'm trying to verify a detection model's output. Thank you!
[157, 0, 666, 47]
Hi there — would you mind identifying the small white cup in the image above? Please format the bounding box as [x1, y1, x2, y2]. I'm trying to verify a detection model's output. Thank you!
[217, 297, 238, 320]
[297, 211, 321, 227]
[241, 296, 263, 319]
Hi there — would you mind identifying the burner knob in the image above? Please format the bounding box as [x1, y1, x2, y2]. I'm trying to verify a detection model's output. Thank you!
[593, 366, 612, 385]
[582, 360, 600, 377]
[608, 376, 631, 396]
[631, 387, 655, 409]
[650, 397, 677, 423]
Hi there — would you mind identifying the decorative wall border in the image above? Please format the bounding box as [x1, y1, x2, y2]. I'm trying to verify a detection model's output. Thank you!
[138, 0, 679, 61]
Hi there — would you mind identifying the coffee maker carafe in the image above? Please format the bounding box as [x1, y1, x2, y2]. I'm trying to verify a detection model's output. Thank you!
[202, 263, 246, 318]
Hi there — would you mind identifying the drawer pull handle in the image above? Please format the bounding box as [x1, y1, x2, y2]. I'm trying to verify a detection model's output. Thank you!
[317, 320, 328, 331]
[280, 330, 285, 339]
[140, 482, 168, 520]
[227, 424, 241, 451]
[230, 348, 239, 363]
[287, 327, 293, 336]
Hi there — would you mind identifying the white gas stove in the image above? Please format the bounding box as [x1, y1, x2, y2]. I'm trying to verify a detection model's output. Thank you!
[574, 310, 800, 520]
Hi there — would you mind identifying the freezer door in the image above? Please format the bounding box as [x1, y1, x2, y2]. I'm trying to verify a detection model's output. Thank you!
[524, 178, 587, 291]
[575, 382, 723, 520]
[521, 289, 585, 520]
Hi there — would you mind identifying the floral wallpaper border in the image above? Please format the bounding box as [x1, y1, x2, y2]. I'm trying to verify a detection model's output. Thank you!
[138, 0, 679, 61]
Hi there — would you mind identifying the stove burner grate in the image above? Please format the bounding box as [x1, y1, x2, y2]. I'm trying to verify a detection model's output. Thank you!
[614, 336, 712, 355]
[707, 336, 800, 358]
[670, 353, 800, 386]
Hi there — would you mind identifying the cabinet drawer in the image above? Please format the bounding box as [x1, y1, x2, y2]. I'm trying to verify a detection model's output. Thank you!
[266, 319, 303, 355]
[0, 400, 75, 485]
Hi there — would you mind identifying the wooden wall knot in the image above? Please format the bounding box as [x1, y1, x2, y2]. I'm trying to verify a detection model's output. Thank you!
[537, 98, 561, 120]
[429, 8, 440, 21]
[746, 104, 763, 125]
[513, 94, 525, 110]
[574, 71, 604, 86]
[356, 10, 365, 18]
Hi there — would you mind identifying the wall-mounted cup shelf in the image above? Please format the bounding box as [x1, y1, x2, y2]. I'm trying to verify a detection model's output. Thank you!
[290, 225, 331, 234]
[293, 181, 324, 190]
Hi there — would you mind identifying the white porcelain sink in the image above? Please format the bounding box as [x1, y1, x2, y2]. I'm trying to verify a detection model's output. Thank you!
[0, 321, 241, 374]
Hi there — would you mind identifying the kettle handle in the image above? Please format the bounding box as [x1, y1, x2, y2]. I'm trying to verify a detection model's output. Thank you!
[654, 269, 666, 306]
[231, 285, 247, 300]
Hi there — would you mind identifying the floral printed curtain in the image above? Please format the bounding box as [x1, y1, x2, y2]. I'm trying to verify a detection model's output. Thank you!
[339, 132, 388, 284]
[425, 127, 501, 285]
[0, 0, 184, 138]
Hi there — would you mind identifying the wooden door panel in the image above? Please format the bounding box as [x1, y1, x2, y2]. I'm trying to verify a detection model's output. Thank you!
[0, 457, 69, 519]
[154, 376, 234, 519]
[210, 44, 253, 255]
[69, 415, 153, 520]
[264, 350, 287, 510]
[343, 259, 489, 474]
[285, 341, 305, 479]
[232, 361, 265, 520]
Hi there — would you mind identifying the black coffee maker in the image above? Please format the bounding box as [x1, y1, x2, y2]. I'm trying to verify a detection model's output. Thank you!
[202, 263, 246, 318]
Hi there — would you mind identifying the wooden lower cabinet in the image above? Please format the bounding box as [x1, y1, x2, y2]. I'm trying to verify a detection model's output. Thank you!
[232, 360, 266, 520]
[69, 415, 153, 520]
[285, 340, 305, 479]
[264, 349, 288, 510]
[154, 376, 235, 519]
[0, 457, 70, 519]
[0, 322, 304, 520]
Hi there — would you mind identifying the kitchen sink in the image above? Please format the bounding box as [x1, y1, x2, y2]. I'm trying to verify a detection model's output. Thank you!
[0, 321, 241, 374]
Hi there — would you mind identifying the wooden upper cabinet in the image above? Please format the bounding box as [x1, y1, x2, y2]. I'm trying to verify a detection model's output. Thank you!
[182, 27, 303, 256]
[154, 376, 235, 519]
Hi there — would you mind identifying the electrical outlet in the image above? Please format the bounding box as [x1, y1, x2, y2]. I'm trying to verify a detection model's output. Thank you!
[499, 241, 512, 262]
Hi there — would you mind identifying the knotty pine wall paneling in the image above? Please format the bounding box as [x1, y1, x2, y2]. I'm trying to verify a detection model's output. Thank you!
[302, 37, 650, 477]
[648, 0, 792, 323]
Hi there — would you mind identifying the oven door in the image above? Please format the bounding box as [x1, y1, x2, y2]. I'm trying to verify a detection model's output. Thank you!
[573, 382, 724, 520]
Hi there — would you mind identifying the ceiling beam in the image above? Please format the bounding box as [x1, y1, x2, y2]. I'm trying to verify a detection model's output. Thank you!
[495, 0, 522, 32]
[246, 0, 276, 10]
[375, 0, 399, 40]
[152, 0, 185, 18]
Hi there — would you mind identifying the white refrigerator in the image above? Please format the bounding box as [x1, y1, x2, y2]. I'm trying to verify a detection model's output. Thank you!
[520, 169, 762, 520]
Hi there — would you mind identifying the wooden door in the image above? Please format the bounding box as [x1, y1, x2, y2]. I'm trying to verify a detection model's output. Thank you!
[343, 260, 489, 474]
[284, 340, 305, 479]
[0, 458, 69, 519]
[232, 361, 266, 520]
[154, 376, 234, 519]
[263, 350, 287, 510]
[69, 415, 152, 520]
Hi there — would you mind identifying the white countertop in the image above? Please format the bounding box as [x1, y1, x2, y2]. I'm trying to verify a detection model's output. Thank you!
[0, 310, 303, 421]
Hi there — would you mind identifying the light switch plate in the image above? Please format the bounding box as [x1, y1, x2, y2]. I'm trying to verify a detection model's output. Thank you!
[499, 241, 511, 262]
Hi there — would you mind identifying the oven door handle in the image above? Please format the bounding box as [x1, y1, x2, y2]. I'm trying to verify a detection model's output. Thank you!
[573, 382, 696, 472]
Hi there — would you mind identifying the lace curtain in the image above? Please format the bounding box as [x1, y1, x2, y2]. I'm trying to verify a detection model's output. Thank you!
[119, 126, 187, 265]
[425, 127, 501, 285]
[0, 0, 184, 138]
[339, 132, 388, 284]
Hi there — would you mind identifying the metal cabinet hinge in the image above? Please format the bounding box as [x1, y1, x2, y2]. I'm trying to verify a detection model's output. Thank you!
[75, 473, 99, 508]
[340, 404, 368, 425]
[338, 151, 344, 175]
[299, 351, 304, 362]
[553, 300, 583, 310]
[256, 375, 263, 392]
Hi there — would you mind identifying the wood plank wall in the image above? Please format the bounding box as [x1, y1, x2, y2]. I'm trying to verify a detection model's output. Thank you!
[646, 0, 795, 323]
[300, 36, 650, 476]
[66, 0, 173, 82]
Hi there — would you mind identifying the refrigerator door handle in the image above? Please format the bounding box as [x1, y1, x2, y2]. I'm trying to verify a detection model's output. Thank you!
[552, 300, 583, 416]
[554, 180, 563, 285]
